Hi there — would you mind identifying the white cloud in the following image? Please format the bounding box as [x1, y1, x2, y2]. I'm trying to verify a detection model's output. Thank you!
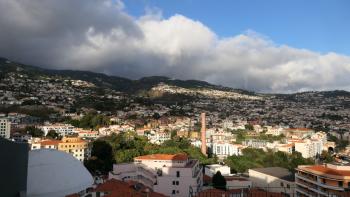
[0, 0, 350, 93]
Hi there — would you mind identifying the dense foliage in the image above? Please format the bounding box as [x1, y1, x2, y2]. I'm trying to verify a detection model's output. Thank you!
[232, 129, 285, 143]
[25, 126, 44, 137]
[224, 148, 314, 173]
[67, 112, 110, 130]
[84, 140, 114, 175]
[328, 135, 349, 151]
[85, 132, 217, 174]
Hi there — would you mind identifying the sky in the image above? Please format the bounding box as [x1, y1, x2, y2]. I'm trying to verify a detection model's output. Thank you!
[124, 0, 350, 55]
[0, 0, 349, 93]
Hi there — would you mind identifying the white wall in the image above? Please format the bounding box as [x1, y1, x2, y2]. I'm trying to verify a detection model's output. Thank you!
[248, 169, 295, 195]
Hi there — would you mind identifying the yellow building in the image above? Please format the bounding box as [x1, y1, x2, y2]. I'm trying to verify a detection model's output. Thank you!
[190, 131, 200, 139]
[58, 137, 88, 162]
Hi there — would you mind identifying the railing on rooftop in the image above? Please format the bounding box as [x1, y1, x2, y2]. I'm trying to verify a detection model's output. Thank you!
[188, 186, 350, 197]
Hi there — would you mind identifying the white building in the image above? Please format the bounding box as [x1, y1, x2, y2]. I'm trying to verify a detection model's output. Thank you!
[0, 118, 11, 139]
[39, 124, 75, 136]
[294, 139, 323, 158]
[266, 127, 284, 136]
[205, 164, 231, 177]
[109, 153, 203, 197]
[147, 131, 171, 144]
[249, 167, 295, 196]
[76, 129, 99, 139]
[211, 142, 242, 159]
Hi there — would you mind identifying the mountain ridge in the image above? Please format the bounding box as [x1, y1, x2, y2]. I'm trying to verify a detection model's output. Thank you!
[0, 57, 349, 97]
[0, 57, 257, 95]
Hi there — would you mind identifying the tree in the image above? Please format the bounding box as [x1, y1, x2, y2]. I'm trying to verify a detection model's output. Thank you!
[46, 130, 59, 139]
[171, 130, 177, 139]
[212, 171, 226, 190]
[245, 124, 254, 131]
[26, 126, 44, 137]
[85, 140, 114, 174]
[320, 150, 334, 163]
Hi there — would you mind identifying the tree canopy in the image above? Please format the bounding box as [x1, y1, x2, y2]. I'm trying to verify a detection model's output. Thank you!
[84, 140, 114, 175]
[26, 126, 44, 137]
[224, 148, 314, 173]
[67, 112, 110, 130]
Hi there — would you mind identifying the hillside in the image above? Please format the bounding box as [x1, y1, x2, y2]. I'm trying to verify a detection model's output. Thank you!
[0, 57, 257, 97]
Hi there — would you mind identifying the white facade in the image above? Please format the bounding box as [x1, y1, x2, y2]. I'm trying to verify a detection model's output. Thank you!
[0, 118, 11, 139]
[212, 142, 242, 158]
[147, 131, 171, 144]
[39, 124, 75, 136]
[295, 139, 322, 158]
[77, 130, 99, 139]
[109, 154, 202, 197]
[205, 164, 231, 177]
[266, 127, 283, 136]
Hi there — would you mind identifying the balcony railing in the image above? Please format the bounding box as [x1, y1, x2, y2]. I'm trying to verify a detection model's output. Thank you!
[189, 186, 350, 197]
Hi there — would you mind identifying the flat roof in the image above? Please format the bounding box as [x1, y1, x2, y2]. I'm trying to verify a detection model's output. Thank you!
[251, 167, 295, 182]
[134, 153, 189, 161]
[302, 165, 350, 177]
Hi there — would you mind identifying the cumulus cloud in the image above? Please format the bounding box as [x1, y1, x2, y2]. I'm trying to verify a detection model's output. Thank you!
[0, 0, 350, 93]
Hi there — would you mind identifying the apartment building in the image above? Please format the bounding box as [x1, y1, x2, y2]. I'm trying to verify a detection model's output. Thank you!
[39, 124, 75, 136]
[109, 153, 203, 197]
[0, 118, 11, 139]
[211, 142, 242, 159]
[58, 137, 88, 161]
[295, 163, 350, 197]
[295, 139, 323, 158]
[147, 131, 171, 144]
[31, 137, 88, 161]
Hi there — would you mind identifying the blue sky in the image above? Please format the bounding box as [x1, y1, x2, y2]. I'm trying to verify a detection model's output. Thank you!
[124, 0, 350, 55]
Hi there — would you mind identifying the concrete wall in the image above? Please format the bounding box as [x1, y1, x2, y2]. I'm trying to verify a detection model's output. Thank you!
[249, 169, 295, 195]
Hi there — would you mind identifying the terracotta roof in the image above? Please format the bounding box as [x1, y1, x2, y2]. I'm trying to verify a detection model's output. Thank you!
[40, 140, 60, 146]
[93, 179, 166, 197]
[135, 153, 188, 161]
[304, 165, 350, 177]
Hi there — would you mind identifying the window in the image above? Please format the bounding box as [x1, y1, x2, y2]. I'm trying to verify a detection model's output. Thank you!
[287, 184, 290, 189]
[280, 182, 284, 187]
[176, 181, 179, 185]
[176, 171, 180, 177]
[338, 181, 343, 187]
[172, 190, 175, 194]
[172, 181, 176, 185]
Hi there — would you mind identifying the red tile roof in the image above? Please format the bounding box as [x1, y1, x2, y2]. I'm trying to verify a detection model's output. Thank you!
[93, 179, 166, 197]
[40, 140, 60, 146]
[135, 153, 189, 161]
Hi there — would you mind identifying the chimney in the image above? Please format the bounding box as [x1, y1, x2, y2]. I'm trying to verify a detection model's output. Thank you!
[200, 113, 207, 156]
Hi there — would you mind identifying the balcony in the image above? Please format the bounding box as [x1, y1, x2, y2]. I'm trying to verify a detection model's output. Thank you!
[295, 174, 344, 191]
